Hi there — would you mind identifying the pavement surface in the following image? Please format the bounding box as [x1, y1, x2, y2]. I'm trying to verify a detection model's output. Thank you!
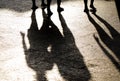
[0, 0, 120, 81]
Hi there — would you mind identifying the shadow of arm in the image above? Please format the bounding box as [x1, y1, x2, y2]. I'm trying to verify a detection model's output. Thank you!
[20, 32, 28, 55]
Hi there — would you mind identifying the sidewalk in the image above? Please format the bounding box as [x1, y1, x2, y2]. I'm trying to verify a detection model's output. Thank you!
[0, 0, 120, 81]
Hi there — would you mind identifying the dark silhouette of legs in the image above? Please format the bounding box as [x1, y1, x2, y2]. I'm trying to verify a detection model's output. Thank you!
[47, 0, 64, 17]
[90, 0, 96, 10]
[84, 0, 89, 12]
[31, 0, 47, 9]
[41, 0, 46, 5]
[57, 0, 64, 12]
[47, 0, 53, 17]
[41, 0, 47, 9]
[115, 0, 120, 20]
[86, 12, 120, 72]
[84, 0, 96, 13]
[90, 0, 94, 8]
[32, 0, 38, 9]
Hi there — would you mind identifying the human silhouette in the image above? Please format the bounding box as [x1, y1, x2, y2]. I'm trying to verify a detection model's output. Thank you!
[52, 12, 91, 81]
[47, 0, 64, 17]
[21, 8, 91, 81]
[86, 12, 120, 72]
[32, 0, 47, 9]
[20, 8, 54, 81]
[84, 0, 96, 13]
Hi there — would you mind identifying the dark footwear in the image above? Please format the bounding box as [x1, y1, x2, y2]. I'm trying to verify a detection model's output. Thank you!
[90, 9, 96, 14]
[41, 4, 47, 9]
[57, 7, 64, 12]
[31, 6, 38, 10]
[90, 5, 96, 13]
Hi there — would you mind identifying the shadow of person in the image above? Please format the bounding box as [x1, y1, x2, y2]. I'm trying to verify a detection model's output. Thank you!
[86, 12, 120, 72]
[51, 12, 91, 81]
[20, 8, 91, 81]
[20, 9, 54, 81]
[115, 0, 120, 20]
[83, 0, 96, 13]
[47, 0, 64, 17]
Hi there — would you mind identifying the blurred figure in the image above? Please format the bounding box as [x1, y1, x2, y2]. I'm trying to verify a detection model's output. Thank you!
[41, 0, 47, 8]
[47, 0, 64, 17]
[31, 0, 37, 9]
[32, 0, 47, 9]
[84, 0, 96, 13]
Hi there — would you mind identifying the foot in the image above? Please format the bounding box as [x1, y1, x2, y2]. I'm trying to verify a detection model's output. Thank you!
[90, 9, 96, 14]
[57, 7, 64, 12]
[41, 4, 47, 9]
[90, 5, 96, 10]
[90, 5, 96, 13]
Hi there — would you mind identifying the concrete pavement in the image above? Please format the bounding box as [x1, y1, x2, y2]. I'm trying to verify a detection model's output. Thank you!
[0, 0, 120, 81]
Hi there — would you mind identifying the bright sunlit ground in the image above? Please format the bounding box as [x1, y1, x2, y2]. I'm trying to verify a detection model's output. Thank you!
[0, 0, 120, 81]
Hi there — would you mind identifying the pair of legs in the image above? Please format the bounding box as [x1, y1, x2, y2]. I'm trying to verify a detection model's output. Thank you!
[32, 0, 47, 9]
[47, 0, 64, 17]
[84, 0, 96, 12]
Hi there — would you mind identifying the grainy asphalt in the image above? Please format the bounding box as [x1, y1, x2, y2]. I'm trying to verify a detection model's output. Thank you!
[0, 0, 120, 81]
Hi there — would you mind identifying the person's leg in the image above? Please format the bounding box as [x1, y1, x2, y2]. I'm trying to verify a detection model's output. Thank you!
[32, 0, 38, 9]
[84, 0, 89, 12]
[41, 0, 45, 5]
[57, 0, 64, 12]
[47, 0, 53, 17]
[90, 0, 96, 9]
[41, 0, 47, 9]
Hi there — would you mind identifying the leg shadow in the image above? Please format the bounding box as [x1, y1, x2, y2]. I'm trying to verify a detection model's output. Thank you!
[21, 8, 91, 81]
[86, 12, 120, 72]
[20, 9, 54, 81]
[84, 0, 96, 13]
[115, 0, 120, 20]
[50, 13, 91, 81]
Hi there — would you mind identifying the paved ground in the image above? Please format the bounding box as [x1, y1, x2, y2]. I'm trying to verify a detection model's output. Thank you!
[0, 0, 120, 81]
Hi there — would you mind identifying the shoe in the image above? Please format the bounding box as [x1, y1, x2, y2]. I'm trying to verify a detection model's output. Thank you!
[57, 7, 64, 12]
[90, 9, 96, 14]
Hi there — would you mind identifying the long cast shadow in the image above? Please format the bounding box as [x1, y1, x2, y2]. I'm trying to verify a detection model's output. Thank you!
[53, 12, 91, 81]
[20, 9, 91, 81]
[115, 0, 120, 20]
[86, 12, 120, 72]
[21, 9, 53, 81]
